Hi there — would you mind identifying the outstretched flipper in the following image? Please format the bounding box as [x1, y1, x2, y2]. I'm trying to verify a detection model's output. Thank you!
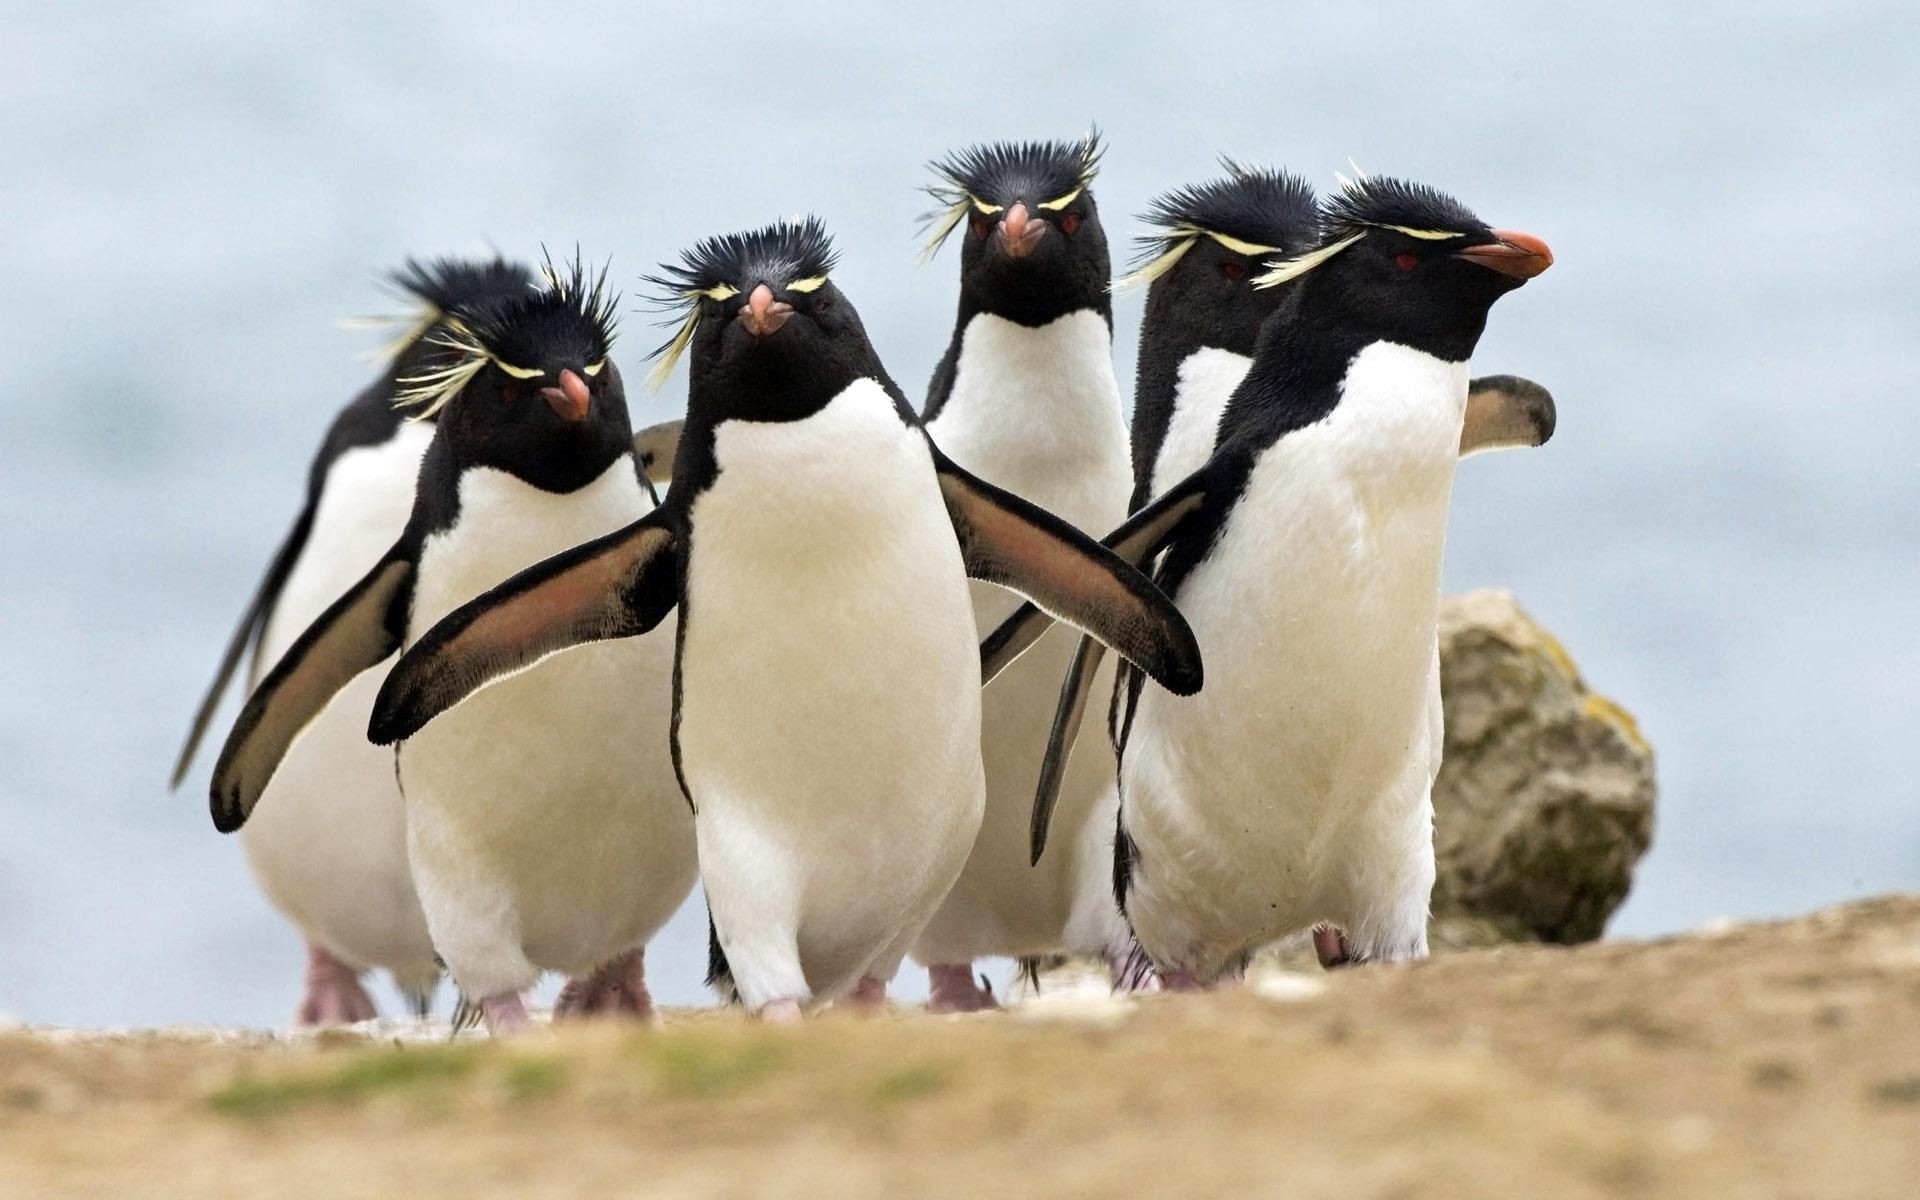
[631, 419, 684, 491]
[368, 510, 680, 746]
[1462, 375, 1555, 456]
[209, 547, 415, 833]
[171, 504, 317, 789]
[931, 445, 1201, 697]
[991, 469, 1216, 862]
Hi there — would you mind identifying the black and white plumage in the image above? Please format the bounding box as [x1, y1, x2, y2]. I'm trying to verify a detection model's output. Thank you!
[988, 176, 1553, 984]
[363, 219, 1200, 1021]
[207, 255, 694, 1034]
[1124, 161, 1320, 511]
[172, 254, 533, 1023]
[910, 133, 1141, 1008]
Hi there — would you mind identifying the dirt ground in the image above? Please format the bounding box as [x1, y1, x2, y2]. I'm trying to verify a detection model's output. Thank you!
[2, 896, 1916, 1200]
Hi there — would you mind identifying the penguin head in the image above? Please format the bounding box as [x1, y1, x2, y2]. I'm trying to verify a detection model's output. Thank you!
[395, 253, 633, 489]
[357, 255, 535, 384]
[1254, 175, 1552, 362]
[921, 131, 1110, 325]
[647, 218, 881, 422]
[1124, 161, 1318, 357]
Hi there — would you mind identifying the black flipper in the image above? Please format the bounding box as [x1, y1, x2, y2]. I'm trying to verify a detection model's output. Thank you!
[209, 547, 415, 833]
[931, 445, 1202, 697]
[1462, 375, 1555, 456]
[979, 470, 1210, 686]
[368, 509, 680, 746]
[170, 503, 316, 789]
[988, 469, 1213, 862]
[631, 418, 683, 491]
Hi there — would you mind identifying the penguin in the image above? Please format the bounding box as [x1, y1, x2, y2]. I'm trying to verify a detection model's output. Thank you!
[1126, 161, 1556, 510]
[906, 131, 1142, 1010]
[1072, 167, 1557, 971]
[986, 176, 1553, 985]
[361, 219, 1201, 1022]
[171, 254, 532, 1024]
[207, 256, 695, 1034]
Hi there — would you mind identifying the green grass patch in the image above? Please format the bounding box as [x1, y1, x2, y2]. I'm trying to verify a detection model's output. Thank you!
[631, 1033, 789, 1099]
[869, 1062, 952, 1106]
[502, 1055, 567, 1103]
[209, 1045, 478, 1118]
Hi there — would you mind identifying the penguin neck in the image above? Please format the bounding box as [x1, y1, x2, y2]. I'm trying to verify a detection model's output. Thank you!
[1127, 281, 1268, 504]
[412, 413, 637, 537]
[921, 307, 1128, 503]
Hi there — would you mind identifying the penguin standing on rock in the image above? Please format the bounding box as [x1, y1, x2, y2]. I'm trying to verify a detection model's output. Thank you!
[365, 219, 1201, 1022]
[172, 255, 532, 1024]
[910, 132, 1141, 1010]
[208, 257, 695, 1034]
[990, 177, 1553, 986]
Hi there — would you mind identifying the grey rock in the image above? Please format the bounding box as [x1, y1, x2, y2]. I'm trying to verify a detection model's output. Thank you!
[1431, 589, 1656, 944]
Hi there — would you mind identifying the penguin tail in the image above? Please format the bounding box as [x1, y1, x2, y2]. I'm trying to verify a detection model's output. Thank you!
[704, 908, 741, 1006]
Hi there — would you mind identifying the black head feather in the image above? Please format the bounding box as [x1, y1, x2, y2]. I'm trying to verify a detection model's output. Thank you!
[457, 250, 618, 372]
[1130, 160, 1317, 271]
[644, 217, 839, 313]
[1321, 175, 1490, 241]
[396, 251, 618, 416]
[920, 130, 1103, 258]
[386, 254, 533, 316]
[640, 218, 838, 386]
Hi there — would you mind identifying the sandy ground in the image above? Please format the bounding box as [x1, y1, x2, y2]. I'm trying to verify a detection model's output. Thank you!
[2, 896, 1916, 1200]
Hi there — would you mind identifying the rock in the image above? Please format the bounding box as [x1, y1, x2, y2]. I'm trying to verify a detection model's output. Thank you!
[1432, 588, 1656, 944]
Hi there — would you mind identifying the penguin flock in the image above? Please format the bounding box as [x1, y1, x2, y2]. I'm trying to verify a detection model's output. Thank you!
[174, 132, 1556, 1032]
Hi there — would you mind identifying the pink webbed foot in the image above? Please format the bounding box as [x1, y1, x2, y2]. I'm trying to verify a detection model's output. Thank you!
[843, 975, 888, 1012]
[927, 964, 999, 1013]
[759, 998, 804, 1024]
[296, 942, 378, 1027]
[554, 949, 653, 1022]
[480, 992, 531, 1035]
[1314, 925, 1355, 969]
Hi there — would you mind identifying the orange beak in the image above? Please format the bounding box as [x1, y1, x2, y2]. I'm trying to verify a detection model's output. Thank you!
[541, 368, 592, 423]
[738, 282, 795, 337]
[1456, 230, 1554, 279]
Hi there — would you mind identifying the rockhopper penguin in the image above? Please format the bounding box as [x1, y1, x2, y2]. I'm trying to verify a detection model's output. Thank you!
[988, 176, 1553, 985]
[1110, 165, 1558, 969]
[364, 219, 1201, 1021]
[910, 132, 1141, 1010]
[208, 257, 695, 1033]
[172, 255, 532, 1024]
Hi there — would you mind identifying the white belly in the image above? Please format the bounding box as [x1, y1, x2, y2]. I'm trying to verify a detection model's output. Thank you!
[920, 310, 1134, 961]
[1122, 342, 1464, 974]
[241, 423, 437, 985]
[682, 381, 985, 1002]
[1147, 346, 1252, 498]
[398, 459, 694, 997]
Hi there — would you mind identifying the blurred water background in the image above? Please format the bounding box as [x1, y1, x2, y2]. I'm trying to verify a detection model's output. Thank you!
[2, 1, 1915, 1026]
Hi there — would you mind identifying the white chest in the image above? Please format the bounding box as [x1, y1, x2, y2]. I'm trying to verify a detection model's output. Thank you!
[1147, 346, 1252, 498]
[259, 422, 434, 673]
[1133, 342, 1469, 807]
[924, 309, 1131, 529]
[410, 460, 649, 636]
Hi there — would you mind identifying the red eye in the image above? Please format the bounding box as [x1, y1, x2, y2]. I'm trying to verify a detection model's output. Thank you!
[814, 294, 833, 314]
[1394, 251, 1419, 272]
[1058, 212, 1081, 236]
[1219, 260, 1247, 282]
[500, 382, 520, 402]
[969, 212, 992, 238]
